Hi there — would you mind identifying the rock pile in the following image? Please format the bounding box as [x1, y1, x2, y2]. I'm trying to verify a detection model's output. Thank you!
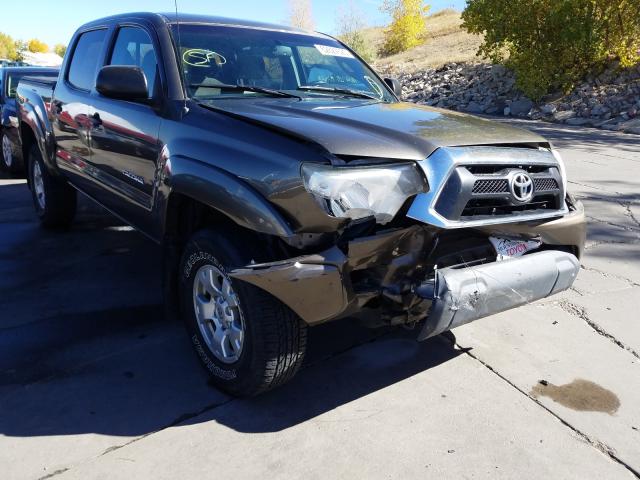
[395, 62, 640, 134]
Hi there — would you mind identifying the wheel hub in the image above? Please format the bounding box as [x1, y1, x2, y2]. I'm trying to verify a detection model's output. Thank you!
[192, 264, 245, 364]
[2, 136, 12, 168]
[32, 161, 46, 210]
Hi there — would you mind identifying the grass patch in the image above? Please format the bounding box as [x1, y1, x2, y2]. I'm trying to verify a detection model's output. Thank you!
[365, 9, 483, 73]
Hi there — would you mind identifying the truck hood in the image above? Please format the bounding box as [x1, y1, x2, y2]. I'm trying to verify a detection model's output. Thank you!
[203, 98, 547, 160]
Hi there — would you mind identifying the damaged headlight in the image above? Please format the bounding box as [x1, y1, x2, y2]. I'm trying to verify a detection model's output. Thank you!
[301, 163, 427, 224]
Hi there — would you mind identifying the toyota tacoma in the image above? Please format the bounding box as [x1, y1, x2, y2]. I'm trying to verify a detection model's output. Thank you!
[17, 13, 585, 396]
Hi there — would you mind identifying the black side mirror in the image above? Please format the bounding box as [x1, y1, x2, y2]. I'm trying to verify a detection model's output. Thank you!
[384, 77, 403, 98]
[96, 65, 149, 101]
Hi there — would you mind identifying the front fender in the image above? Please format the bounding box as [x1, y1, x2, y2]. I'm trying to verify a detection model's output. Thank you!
[162, 154, 294, 238]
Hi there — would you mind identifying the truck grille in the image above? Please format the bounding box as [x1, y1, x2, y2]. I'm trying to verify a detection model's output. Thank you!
[407, 146, 569, 229]
[472, 179, 509, 194]
[533, 177, 559, 192]
[433, 165, 564, 222]
[461, 195, 557, 218]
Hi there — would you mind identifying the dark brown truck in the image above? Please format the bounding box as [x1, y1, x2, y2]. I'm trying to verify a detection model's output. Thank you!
[17, 12, 585, 396]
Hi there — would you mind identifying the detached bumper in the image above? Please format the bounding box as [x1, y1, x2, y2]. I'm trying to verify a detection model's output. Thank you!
[415, 250, 580, 340]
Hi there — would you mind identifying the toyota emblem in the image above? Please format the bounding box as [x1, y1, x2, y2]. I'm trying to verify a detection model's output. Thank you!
[510, 172, 534, 203]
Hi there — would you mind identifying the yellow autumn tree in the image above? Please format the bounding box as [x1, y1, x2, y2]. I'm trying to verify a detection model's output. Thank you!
[28, 39, 48, 53]
[381, 0, 430, 55]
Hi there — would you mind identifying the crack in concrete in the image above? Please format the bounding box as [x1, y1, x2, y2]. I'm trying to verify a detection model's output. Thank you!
[585, 215, 640, 234]
[36, 468, 69, 480]
[459, 346, 640, 479]
[38, 329, 392, 478]
[558, 300, 640, 361]
[585, 239, 640, 250]
[98, 398, 236, 457]
[568, 180, 627, 196]
[621, 202, 640, 230]
[581, 265, 640, 288]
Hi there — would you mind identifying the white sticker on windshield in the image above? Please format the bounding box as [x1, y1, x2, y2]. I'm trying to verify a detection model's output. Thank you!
[314, 44, 354, 58]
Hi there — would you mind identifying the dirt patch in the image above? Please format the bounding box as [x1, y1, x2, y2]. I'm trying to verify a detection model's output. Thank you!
[531, 379, 620, 415]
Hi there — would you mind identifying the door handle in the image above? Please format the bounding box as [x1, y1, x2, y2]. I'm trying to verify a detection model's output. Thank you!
[91, 112, 103, 128]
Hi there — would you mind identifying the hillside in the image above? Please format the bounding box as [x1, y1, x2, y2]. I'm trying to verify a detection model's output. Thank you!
[366, 9, 483, 74]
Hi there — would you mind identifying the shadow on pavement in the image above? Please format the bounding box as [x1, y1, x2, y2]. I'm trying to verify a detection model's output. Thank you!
[0, 179, 462, 438]
[194, 332, 462, 434]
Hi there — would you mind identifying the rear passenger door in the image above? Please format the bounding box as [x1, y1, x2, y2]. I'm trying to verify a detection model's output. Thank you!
[89, 24, 162, 229]
[52, 28, 107, 193]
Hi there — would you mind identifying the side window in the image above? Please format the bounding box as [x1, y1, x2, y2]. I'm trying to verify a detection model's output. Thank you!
[109, 27, 158, 97]
[68, 29, 107, 91]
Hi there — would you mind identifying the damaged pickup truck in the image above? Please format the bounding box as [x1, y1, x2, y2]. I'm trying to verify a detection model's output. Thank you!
[17, 12, 585, 396]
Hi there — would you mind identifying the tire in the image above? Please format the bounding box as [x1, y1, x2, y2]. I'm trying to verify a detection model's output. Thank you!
[28, 144, 77, 229]
[179, 229, 307, 397]
[0, 130, 19, 174]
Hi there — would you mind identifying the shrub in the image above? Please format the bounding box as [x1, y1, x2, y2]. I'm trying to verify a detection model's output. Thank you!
[54, 44, 67, 58]
[28, 38, 48, 53]
[462, 0, 640, 100]
[381, 0, 430, 55]
[0, 33, 17, 60]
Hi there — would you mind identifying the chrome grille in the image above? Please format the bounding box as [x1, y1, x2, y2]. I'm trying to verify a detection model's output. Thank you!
[407, 146, 569, 229]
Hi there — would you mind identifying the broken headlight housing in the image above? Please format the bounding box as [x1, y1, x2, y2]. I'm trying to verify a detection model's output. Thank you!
[301, 163, 427, 224]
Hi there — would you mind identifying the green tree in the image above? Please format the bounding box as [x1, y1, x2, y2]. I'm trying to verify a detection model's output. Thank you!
[381, 0, 430, 55]
[336, 0, 376, 63]
[54, 43, 67, 58]
[462, 0, 640, 99]
[0, 33, 17, 60]
[14, 40, 27, 62]
[28, 38, 48, 53]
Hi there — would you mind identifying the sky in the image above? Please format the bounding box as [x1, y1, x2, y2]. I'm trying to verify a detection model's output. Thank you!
[2, 0, 465, 48]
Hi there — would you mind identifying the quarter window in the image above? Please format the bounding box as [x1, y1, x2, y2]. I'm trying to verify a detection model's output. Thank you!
[68, 29, 107, 91]
[109, 27, 158, 97]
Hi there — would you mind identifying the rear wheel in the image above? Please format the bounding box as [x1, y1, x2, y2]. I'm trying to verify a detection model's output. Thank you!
[0, 131, 19, 173]
[28, 144, 77, 229]
[179, 229, 307, 396]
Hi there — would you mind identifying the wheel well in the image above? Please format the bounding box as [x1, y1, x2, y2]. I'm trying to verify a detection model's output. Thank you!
[20, 123, 36, 166]
[162, 193, 287, 319]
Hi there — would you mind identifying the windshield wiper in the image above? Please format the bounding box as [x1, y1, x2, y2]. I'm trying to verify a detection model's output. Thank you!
[189, 83, 300, 99]
[297, 86, 380, 100]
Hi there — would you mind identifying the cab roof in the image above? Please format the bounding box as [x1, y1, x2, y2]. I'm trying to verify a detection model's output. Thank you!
[79, 11, 327, 37]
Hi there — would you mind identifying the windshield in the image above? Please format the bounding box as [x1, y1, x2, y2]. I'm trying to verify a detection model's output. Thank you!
[171, 24, 395, 102]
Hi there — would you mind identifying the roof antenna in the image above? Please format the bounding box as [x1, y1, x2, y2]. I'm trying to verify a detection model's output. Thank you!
[174, 0, 188, 113]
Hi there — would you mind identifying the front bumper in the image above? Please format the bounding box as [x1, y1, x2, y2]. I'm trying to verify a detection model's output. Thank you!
[415, 250, 579, 340]
[230, 202, 586, 333]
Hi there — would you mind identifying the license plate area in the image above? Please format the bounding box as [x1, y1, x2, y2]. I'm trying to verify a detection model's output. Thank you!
[489, 236, 542, 261]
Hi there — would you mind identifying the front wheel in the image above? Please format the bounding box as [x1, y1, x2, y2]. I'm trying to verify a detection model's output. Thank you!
[179, 229, 307, 396]
[28, 144, 77, 229]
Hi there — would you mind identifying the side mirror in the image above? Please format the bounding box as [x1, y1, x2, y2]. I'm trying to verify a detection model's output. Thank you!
[384, 77, 403, 98]
[96, 65, 148, 101]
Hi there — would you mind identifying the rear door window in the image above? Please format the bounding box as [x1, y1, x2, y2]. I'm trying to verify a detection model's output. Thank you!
[68, 29, 107, 91]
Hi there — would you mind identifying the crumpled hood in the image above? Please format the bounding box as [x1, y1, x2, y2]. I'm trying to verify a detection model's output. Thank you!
[204, 98, 547, 160]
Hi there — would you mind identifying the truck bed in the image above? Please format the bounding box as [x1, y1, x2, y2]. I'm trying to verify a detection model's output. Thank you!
[17, 76, 56, 105]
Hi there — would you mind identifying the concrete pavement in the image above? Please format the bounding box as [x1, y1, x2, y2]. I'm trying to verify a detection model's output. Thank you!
[0, 120, 638, 479]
